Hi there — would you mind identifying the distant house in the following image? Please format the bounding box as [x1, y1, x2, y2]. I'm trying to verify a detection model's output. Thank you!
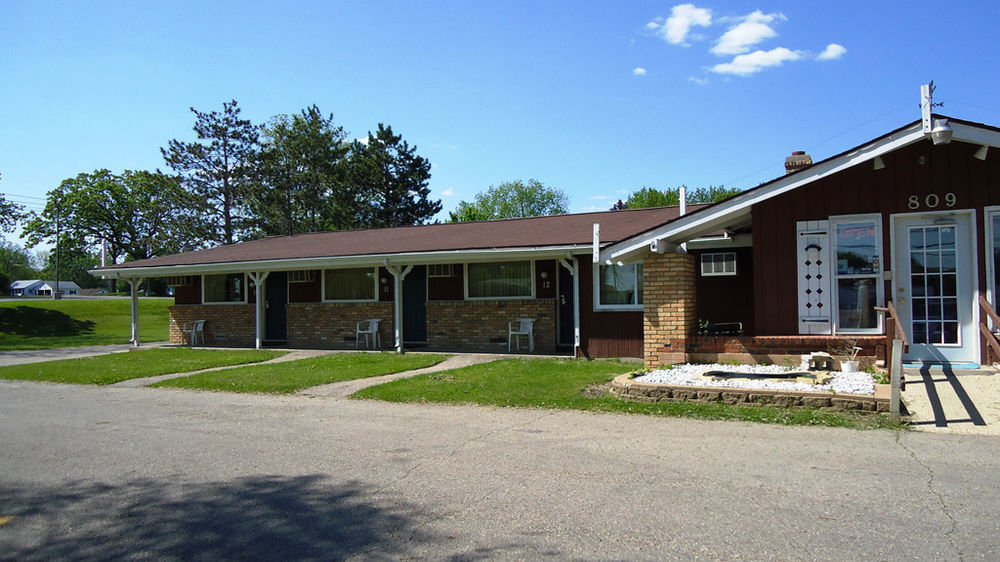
[9, 280, 81, 296]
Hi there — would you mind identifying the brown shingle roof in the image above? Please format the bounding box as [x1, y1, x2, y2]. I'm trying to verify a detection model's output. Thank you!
[102, 206, 700, 270]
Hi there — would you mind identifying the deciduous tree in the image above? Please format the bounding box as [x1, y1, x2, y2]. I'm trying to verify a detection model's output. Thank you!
[0, 173, 25, 233]
[614, 185, 742, 209]
[449, 179, 568, 221]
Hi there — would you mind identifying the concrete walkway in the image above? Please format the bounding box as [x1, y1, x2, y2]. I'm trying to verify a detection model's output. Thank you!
[901, 365, 1000, 435]
[298, 353, 503, 398]
[110, 348, 340, 388]
[0, 342, 169, 367]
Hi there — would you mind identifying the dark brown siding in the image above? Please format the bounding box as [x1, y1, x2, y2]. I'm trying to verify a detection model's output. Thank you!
[289, 271, 321, 302]
[535, 260, 557, 299]
[173, 275, 201, 305]
[692, 247, 755, 334]
[378, 267, 394, 302]
[752, 140, 1000, 335]
[578, 261, 643, 358]
[427, 264, 463, 300]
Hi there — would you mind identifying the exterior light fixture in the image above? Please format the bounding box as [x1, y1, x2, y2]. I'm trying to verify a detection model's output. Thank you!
[873, 156, 885, 170]
[974, 145, 989, 160]
[930, 118, 953, 145]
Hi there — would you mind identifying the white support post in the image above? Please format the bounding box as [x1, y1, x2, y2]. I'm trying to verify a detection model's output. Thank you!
[559, 258, 581, 357]
[890, 338, 903, 423]
[249, 271, 270, 350]
[386, 264, 413, 353]
[126, 277, 144, 347]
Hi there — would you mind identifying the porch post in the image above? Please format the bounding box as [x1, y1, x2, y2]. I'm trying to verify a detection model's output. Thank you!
[125, 277, 144, 347]
[560, 258, 581, 357]
[386, 264, 413, 353]
[248, 271, 270, 350]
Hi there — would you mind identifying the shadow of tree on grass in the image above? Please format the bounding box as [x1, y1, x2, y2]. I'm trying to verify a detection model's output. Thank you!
[0, 307, 95, 337]
[0, 474, 433, 560]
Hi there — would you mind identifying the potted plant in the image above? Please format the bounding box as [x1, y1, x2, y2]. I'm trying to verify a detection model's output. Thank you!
[830, 339, 862, 372]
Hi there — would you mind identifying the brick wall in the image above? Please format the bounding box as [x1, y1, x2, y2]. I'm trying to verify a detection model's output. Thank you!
[643, 253, 697, 368]
[427, 299, 557, 352]
[170, 304, 256, 347]
[287, 302, 394, 349]
[686, 335, 884, 367]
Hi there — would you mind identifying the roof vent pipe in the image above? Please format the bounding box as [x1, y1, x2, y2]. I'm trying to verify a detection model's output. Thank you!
[785, 151, 813, 174]
[679, 186, 687, 216]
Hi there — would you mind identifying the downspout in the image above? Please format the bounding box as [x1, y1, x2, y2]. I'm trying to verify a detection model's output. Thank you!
[559, 257, 581, 358]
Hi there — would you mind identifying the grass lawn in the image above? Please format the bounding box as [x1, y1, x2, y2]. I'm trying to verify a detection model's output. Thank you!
[354, 358, 904, 430]
[0, 298, 173, 351]
[0, 348, 283, 385]
[153, 352, 451, 394]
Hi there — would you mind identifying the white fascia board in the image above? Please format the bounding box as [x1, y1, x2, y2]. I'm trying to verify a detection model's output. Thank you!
[601, 124, 927, 262]
[952, 122, 1000, 147]
[90, 244, 591, 279]
[686, 233, 753, 249]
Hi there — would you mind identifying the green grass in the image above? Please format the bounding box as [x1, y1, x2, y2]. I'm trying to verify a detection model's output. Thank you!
[0, 348, 283, 385]
[354, 358, 904, 430]
[153, 352, 451, 394]
[0, 298, 173, 351]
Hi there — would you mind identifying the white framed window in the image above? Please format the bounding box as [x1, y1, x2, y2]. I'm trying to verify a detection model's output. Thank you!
[322, 267, 377, 301]
[700, 252, 737, 276]
[986, 206, 1000, 314]
[830, 214, 883, 334]
[288, 270, 316, 283]
[594, 262, 643, 310]
[428, 264, 456, 278]
[465, 261, 534, 299]
[166, 275, 193, 286]
[202, 273, 247, 304]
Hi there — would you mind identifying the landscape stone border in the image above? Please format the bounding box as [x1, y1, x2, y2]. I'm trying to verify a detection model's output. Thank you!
[609, 374, 890, 413]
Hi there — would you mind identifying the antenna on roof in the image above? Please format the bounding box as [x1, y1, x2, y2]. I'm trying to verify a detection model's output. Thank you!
[920, 81, 945, 133]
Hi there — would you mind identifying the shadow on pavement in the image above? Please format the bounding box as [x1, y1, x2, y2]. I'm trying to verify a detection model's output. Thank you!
[0, 306, 95, 337]
[909, 364, 987, 427]
[0, 474, 431, 560]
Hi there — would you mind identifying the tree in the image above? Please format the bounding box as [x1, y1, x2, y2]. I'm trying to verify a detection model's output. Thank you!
[0, 241, 34, 294]
[162, 100, 260, 245]
[22, 169, 194, 266]
[614, 185, 742, 209]
[0, 173, 25, 233]
[449, 179, 569, 222]
[347, 123, 441, 228]
[251, 105, 352, 236]
[36, 240, 102, 289]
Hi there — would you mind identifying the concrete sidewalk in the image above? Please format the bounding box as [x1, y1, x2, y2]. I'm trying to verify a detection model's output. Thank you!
[0, 342, 169, 367]
[902, 366, 1000, 435]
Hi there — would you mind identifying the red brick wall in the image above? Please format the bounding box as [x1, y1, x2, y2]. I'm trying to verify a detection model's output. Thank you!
[643, 253, 698, 368]
[170, 304, 256, 347]
[287, 302, 394, 349]
[427, 299, 557, 352]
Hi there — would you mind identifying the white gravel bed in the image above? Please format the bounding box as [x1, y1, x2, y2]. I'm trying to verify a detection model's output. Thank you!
[635, 363, 876, 395]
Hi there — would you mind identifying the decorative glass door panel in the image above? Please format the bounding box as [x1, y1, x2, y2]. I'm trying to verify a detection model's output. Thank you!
[908, 225, 959, 345]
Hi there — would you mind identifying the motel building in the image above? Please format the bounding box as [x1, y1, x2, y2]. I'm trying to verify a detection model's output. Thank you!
[94, 113, 1000, 369]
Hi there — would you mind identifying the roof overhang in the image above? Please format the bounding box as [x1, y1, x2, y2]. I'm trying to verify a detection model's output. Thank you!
[91, 244, 593, 279]
[600, 118, 1000, 264]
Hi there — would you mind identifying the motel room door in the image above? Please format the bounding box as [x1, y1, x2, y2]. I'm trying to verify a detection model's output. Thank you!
[892, 211, 978, 364]
[403, 266, 427, 345]
[265, 271, 288, 342]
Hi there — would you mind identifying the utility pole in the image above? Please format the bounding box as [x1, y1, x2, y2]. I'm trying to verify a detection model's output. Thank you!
[53, 198, 61, 300]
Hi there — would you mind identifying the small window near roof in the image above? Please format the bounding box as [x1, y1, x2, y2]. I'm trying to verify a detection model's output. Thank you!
[288, 270, 316, 283]
[701, 252, 737, 276]
[427, 264, 455, 278]
[166, 276, 193, 287]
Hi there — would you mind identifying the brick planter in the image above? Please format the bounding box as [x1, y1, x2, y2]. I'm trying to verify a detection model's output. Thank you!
[609, 374, 889, 413]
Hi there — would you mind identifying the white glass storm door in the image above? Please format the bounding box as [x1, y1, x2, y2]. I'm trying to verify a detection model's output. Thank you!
[892, 212, 977, 364]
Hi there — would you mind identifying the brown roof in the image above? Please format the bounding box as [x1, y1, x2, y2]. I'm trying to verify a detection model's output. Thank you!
[102, 206, 700, 270]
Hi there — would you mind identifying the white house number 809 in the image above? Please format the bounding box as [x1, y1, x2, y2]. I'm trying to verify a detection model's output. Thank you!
[908, 193, 956, 210]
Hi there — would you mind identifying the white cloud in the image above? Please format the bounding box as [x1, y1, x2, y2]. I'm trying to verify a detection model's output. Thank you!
[817, 43, 846, 60]
[632, 67, 647, 76]
[711, 10, 785, 55]
[648, 4, 712, 45]
[441, 188, 454, 197]
[688, 76, 709, 85]
[355, 137, 370, 146]
[710, 47, 803, 76]
[590, 195, 609, 200]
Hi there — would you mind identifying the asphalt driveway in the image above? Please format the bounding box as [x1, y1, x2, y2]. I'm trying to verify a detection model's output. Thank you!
[2, 380, 999, 560]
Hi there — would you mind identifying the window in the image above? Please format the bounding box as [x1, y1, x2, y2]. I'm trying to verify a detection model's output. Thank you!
[166, 276, 193, 286]
[288, 270, 316, 283]
[595, 262, 643, 309]
[701, 252, 736, 276]
[466, 261, 532, 299]
[203, 273, 246, 304]
[428, 264, 456, 278]
[831, 216, 882, 333]
[323, 267, 377, 301]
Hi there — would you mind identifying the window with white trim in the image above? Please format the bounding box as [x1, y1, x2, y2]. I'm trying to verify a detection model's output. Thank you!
[203, 273, 246, 303]
[323, 267, 377, 301]
[288, 270, 316, 283]
[466, 261, 532, 299]
[700, 252, 736, 276]
[167, 276, 193, 286]
[831, 216, 882, 333]
[428, 264, 455, 278]
[595, 262, 643, 310]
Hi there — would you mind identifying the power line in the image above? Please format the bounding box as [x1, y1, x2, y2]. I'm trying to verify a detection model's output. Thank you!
[938, 98, 1000, 114]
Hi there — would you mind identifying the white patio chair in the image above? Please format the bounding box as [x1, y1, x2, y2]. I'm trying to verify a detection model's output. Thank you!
[182, 320, 206, 347]
[508, 318, 535, 352]
[356, 318, 382, 350]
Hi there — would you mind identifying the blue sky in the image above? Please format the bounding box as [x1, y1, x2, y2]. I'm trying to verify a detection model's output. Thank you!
[2, 1, 999, 245]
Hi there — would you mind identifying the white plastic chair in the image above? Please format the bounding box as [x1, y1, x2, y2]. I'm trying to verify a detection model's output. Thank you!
[182, 320, 206, 347]
[356, 319, 382, 350]
[508, 318, 535, 352]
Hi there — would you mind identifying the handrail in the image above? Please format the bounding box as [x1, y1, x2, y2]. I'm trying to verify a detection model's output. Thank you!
[978, 295, 1000, 363]
[874, 300, 909, 352]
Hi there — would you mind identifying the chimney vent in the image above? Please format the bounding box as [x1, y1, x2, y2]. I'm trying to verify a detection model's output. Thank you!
[784, 150, 812, 174]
